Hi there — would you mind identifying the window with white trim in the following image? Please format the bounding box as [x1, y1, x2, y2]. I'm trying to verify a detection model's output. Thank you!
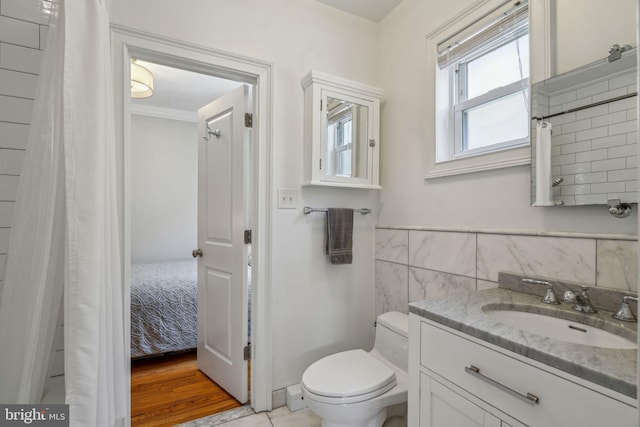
[326, 97, 369, 177]
[435, 0, 530, 164]
[327, 97, 354, 176]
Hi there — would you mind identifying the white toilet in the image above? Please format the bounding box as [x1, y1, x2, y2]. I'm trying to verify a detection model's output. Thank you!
[301, 311, 409, 427]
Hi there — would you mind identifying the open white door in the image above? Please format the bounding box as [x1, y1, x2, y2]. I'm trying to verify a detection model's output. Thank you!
[195, 85, 250, 404]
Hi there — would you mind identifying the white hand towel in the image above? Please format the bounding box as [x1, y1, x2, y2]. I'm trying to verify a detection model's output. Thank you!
[534, 121, 554, 206]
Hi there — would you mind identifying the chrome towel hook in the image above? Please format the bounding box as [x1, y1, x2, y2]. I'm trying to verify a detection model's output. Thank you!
[204, 124, 221, 141]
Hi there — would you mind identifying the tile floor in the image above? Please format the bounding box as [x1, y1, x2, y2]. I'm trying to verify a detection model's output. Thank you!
[175, 405, 321, 427]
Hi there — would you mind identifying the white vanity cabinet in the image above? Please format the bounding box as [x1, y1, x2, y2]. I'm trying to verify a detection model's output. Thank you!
[301, 71, 383, 189]
[409, 314, 637, 427]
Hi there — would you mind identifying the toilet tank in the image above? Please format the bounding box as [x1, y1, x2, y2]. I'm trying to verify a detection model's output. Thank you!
[373, 311, 409, 373]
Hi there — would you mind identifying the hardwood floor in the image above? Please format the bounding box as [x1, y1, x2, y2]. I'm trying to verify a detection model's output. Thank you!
[131, 351, 242, 427]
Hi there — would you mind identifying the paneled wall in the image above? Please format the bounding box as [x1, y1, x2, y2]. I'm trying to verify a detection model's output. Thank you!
[0, 0, 49, 295]
[0, 0, 62, 383]
[375, 227, 637, 316]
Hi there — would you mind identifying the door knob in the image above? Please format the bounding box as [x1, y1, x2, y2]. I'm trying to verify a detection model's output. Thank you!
[192, 249, 203, 258]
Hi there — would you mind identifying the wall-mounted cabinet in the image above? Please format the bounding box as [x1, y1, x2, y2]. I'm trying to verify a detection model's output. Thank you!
[302, 71, 383, 189]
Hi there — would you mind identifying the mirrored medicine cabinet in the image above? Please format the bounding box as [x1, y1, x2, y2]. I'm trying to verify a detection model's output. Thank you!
[530, 49, 637, 206]
[302, 71, 383, 189]
[529, 0, 638, 208]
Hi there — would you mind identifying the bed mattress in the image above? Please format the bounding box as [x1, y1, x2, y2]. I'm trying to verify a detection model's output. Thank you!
[130, 259, 197, 358]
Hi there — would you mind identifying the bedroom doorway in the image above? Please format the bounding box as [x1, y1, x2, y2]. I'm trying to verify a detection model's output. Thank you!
[128, 58, 253, 426]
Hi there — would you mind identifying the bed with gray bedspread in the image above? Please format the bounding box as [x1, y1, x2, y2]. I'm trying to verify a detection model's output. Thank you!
[130, 259, 197, 358]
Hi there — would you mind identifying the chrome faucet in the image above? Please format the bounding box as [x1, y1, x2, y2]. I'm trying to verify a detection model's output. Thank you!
[573, 286, 597, 313]
[612, 295, 638, 322]
[521, 278, 559, 305]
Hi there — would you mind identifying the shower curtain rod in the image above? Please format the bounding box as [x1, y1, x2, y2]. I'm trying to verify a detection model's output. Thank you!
[532, 91, 637, 122]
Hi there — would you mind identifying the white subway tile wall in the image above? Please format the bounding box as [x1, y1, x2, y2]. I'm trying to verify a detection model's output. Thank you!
[50, 305, 64, 377]
[375, 228, 637, 316]
[540, 69, 638, 205]
[1, 0, 51, 25]
[0, 16, 40, 48]
[0, 0, 59, 382]
[0, 0, 49, 295]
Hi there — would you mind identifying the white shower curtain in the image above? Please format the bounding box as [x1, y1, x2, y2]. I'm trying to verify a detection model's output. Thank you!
[0, 0, 126, 425]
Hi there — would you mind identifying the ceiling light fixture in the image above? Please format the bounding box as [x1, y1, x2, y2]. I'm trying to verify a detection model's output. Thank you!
[130, 59, 154, 98]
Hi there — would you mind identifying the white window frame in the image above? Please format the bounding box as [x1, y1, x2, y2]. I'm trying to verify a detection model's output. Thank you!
[425, 0, 549, 179]
[329, 110, 354, 177]
[453, 42, 530, 158]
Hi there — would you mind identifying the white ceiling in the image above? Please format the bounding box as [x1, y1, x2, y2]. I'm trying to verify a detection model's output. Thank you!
[130, 60, 243, 115]
[315, 0, 404, 22]
[130, 1, 403, 115]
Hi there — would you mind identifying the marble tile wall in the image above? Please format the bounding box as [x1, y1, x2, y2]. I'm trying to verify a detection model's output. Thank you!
[375, 227, 638, 316]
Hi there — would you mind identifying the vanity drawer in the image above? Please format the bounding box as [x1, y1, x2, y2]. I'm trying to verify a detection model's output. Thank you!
[420, 320, 636, 427]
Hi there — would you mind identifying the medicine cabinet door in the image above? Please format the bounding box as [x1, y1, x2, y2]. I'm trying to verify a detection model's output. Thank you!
[319, 90, 375, 186]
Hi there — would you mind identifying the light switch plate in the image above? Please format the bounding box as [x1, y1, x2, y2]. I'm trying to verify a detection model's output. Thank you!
[277, 188, 297, 209]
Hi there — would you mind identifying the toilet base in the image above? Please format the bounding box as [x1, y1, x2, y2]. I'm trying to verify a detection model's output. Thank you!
[381, 402, 407, 427]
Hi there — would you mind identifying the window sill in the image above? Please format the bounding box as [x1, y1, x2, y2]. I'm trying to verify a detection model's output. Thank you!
[425, 145, 530, 179]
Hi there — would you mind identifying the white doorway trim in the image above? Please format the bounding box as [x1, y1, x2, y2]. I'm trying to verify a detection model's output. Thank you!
[110, 25, 273, 419]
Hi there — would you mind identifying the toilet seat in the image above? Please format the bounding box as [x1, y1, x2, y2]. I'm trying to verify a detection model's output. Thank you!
[302, 349, 397, 404]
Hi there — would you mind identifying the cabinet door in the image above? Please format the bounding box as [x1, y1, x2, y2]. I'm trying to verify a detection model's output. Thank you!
[320, 89, 375, 186]
[420, 373, 502, 427]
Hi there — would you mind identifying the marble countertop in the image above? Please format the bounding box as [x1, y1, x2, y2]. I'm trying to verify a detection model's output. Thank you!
[409, 288, 638, 399]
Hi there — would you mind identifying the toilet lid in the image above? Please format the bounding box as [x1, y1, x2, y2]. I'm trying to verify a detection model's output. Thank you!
[302, 349, 396, 399]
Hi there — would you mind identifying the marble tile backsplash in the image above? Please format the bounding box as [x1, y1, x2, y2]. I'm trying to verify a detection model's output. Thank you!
[409, 231, 476, 277]
[476, 234, 596, 284]
[375, 227, 637, 316]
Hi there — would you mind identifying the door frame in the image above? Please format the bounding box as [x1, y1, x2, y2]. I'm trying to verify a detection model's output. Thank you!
[111, 25, 273, 420]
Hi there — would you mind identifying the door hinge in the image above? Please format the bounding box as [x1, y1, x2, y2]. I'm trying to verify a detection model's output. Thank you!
[320, 99, 323, 111]
[244, 229, 252, 244]
[244, 113, 253, 128]
[319, 158, 322, 170]
[243, 343, 251, 361]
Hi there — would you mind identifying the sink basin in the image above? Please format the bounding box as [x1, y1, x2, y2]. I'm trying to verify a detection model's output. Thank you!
[483, 307, 636, 349]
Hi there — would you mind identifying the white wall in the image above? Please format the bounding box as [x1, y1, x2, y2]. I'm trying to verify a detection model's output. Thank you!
[553, 0, 637, 75]
[130, 114, 197, 263]
[110, 0, 381, 391]
[376, 0, 638, 236]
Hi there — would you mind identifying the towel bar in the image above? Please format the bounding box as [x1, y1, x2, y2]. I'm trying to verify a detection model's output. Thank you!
[303, 207, 372, 215]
